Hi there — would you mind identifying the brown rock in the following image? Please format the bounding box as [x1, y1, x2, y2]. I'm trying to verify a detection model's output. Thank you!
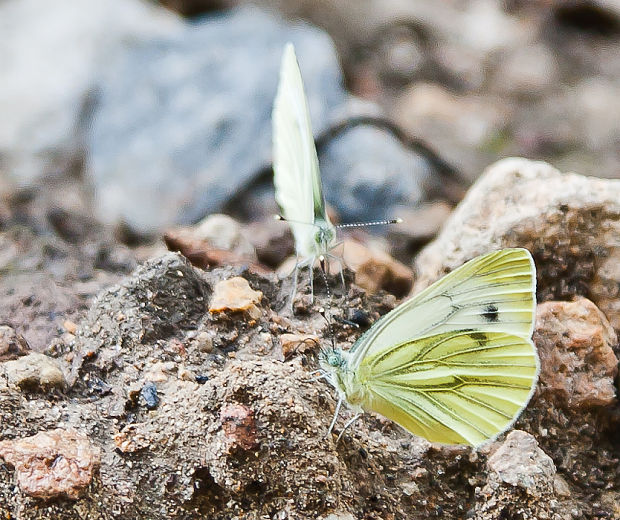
[209, 277, 263, 319]
[279, 333, 320, 359]
[220, 403, 258, 451]
[534, 298, 618, 409]
[245, 216, 294, 268]
[341, 239, 413, 297]
[414, 158, 620, 332]
[0, 428, 100, 499]
[3, 352, 66, 391]
[0, 325, 30, 361]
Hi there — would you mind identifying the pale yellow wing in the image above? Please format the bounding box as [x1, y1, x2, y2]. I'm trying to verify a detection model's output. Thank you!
[357, 330, 539, 446]
[348, 249, 536, 369]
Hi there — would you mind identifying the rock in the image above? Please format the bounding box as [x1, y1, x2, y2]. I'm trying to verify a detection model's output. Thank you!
[86, 6, 345, 234]
[220, 403, 258, 451]
[279, 333, 320, 359]
[474, 431, 561, 519]
[486, 431, 556, 496]
[0, 325, 30, 362]
[209, 276, 263, 318]
[392, 83, 512, 180]
[113, 424, 150, 454]
[0, 272, 82, 352]
[191, 331, 214, 353]
[413, 158, 620, 332]
[164, 214, 268, 272]
[245, 217, 295, 268]
[2, 352, 66, 391]
[188, 214, 255, 258]
[388, 201, 453, 260]
[141, 382, 160, 410]
[341, 239, 413, 297]
[70, 253, 210, 383]
[534, 298, 618, 409]
[319, 124, 435, 224]
[0, 0, 180, 185]
[0, 428, 100, 499]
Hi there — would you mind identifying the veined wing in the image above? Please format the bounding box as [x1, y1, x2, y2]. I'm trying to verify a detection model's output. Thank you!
[272, 43, 330, 254]
[348, 249, 536, 368]
[359, 330, 539, 446]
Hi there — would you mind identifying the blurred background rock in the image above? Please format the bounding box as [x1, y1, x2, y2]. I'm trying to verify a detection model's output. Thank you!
[1, 0, 618, 238]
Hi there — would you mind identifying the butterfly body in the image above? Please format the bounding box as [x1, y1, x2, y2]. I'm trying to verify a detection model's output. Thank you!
[320, 248, 539, 447]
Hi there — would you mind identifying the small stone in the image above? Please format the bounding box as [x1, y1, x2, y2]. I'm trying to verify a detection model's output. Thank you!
[62, 320, 77, 334]
[113, 424, 150, 453]
[279, 333, 320, 358]
[487, 430, 556, 496]
[3, 352, 66, 390]
[0, 325, 30, 361]
[220, 403, 258, 451]
[178, 366, 196, 382]
[193, 331, 214, 353]
[553, 474, 571, 498]
[209, 277, 263, 317]
[140, 382, 160, 410]
[0, 428, 100, 499]
[534, 298, 618, 409]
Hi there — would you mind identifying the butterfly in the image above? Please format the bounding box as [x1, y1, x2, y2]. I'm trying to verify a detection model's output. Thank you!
[272, 43, 398, 302]
[319, 248, 539, 446]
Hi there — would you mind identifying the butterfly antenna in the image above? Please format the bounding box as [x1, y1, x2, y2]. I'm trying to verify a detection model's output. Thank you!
[317, 255, 337, 352]
[336, 218, 402, 229]
[274, 214, 318, 228]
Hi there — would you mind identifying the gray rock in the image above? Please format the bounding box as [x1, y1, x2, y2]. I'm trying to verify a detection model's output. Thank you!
[86, 6, 346, 234]
[0, 0, 181, 185]
[320, 124, 433, 223]
[487, 430, 556, 496]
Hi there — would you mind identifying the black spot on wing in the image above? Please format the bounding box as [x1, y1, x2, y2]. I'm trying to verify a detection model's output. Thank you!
[469, 332, 488, 346]
[482, 303, 499, 323]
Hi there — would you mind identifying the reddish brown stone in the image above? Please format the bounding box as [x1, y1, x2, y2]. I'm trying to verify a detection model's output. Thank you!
[0, 428, 100, 499]
[534, 298, 618, 409]
[220, 403, 258, 451]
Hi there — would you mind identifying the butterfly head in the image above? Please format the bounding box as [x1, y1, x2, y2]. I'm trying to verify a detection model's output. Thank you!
[314, 222, 336, 254]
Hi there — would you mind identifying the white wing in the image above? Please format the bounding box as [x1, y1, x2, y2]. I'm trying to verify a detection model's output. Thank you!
[348, 248, 536, 369]
[272, 43, 330, 256]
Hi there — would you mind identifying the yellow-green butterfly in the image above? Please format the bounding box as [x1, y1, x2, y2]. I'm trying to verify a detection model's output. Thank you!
[320, 248, 539, 446]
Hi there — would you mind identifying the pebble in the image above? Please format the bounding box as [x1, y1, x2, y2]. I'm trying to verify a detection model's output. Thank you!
[0, 428, 100, 499]
[2, 352, 66, 390]
[209, 277, 263, 319]
[140, 382, 160, 410]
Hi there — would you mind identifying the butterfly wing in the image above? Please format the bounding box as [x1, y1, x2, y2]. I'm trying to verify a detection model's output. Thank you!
[357, 330, 538, 446]
[272, 43, 331, 256]
[348, 248, 536, 369]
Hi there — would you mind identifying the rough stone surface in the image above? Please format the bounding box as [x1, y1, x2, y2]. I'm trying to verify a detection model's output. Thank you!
[209, 276, 263, 320]
[0, 0, 180, 184]
[413, 158, 620, 332]
[319, 124, 434, 223]
[474, 431, 560, 519]
[87, 6, 345, 233]
[2, 352, 66, 391]
[0, 325, 31, 362]
[0, 429, 100, 500]
[279, 333, 320, 359]
[535, 298, 618, 409]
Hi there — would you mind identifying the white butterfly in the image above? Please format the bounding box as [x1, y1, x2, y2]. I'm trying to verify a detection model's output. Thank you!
[319, 248, 540, 447]
[272, 43, 398, 302]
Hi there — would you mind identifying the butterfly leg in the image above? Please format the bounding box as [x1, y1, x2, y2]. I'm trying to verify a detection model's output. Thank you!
[335, 413, 362, 444]
[326, 252, 346, 294]
[287, 255, 301, 313]
[326, 398, 343, 437]
[308, 255, 316, 303]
